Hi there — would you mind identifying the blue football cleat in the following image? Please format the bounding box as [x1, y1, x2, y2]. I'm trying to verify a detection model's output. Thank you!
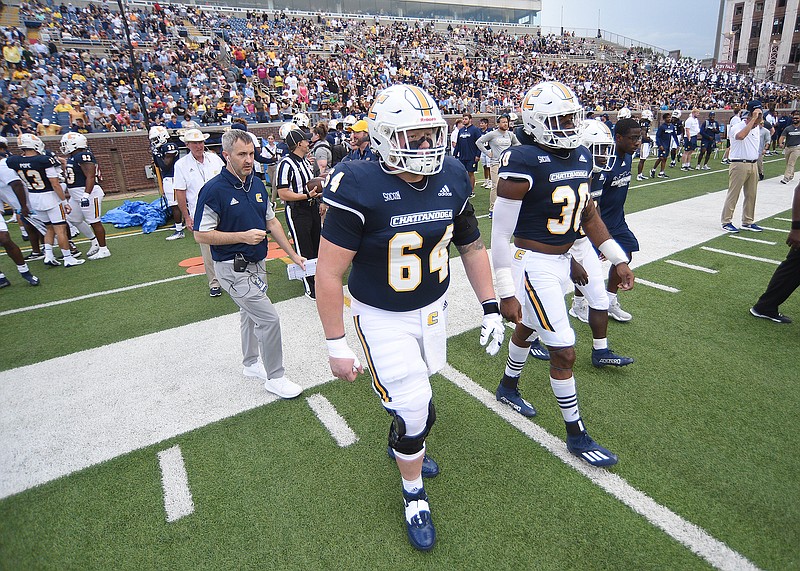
[387, 446, 440, 478]
[528, 338, 550, 360]
[0, 276, 10, 288]
[20, 271, 40, 286]
[566, 433, 618, 467]
[402, 488, 436, 551]
[495, 383, 537, 417]
[591, 348, 634, 368]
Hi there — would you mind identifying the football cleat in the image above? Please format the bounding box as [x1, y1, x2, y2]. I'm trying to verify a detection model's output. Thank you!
[0, 276, 9, 288]
[567, 432, 619, 467]
[750, 307, 792, 323]
[20, 271, 40, 286]
[58, 250, 82, 260]
[43, 259, 61, 267]
[166, 230, 185, 241]
[88, 247, 111, 260]
[528, 338, 550, 361]
[387, 447, 440, 478]
[636, 174, 646, 181]
[63, 257, 85, 267]
[209, 287, 223, 297]
[702, 165, 711, 170]
[591, 348, 634, 368]
[649, 168, 656, 178]
[86, 244, 100, 257]
[569, 297, 589, 323]
[263, 376, 302, 399]
[402, 488, 436, 551]
[669, 160, 676, 168]
[25, 251, 45, 261]
[496, 382, 537, 417]
[608, 299, 632, 322]
[657, 172, 668, 178]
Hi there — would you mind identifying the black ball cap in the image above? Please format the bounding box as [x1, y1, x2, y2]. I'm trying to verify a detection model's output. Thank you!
[747, 100, 763, 113]
[285, 129, 309, 149]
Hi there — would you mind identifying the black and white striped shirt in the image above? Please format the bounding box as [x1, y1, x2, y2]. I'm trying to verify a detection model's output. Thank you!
[276, 153, 314, 203]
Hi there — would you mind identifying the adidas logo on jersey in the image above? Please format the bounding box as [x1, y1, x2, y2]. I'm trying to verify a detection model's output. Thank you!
[230, 198, 239, 205]
[438, 185, 452, 197]
[537, 155, 551, 163]
[579, 155, 588, 162]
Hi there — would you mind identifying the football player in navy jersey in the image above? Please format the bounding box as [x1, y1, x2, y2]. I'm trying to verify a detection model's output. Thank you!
[149, 126, 183, 240]
[491, 81, 633, 468]
[598, 118, 641, 322]
[61, 132, 110, 260]
[316, 84, 504, 552]
[6, 134, 84, 267]
[635, 109, 654, 181]
[651, 113, 678, 178]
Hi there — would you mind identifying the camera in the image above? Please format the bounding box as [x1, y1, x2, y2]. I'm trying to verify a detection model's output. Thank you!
[233, 253, 248, 272]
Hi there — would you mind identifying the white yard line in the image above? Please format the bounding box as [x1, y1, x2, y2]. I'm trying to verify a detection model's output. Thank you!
[439, 364, 761, 571]
[775, 217, 793, 222]
[157, 445, 194, 523]
[634, 278, 680, 293]
[700, 247, 782, 265]
[665, 260, 718, 274]
[756, 226, 789, 233]
[632, 157, 783, 189]
[306, 394, 359, 447]
[729, 235, 776, 245]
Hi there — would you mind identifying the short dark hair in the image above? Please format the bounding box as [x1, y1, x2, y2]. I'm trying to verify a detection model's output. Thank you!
[614, 118, 641, 137]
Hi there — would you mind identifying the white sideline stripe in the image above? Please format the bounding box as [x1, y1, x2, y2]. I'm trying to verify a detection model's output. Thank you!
[633, 157, 783, 188]
[729, 235, 777, 245]
[665, 260, 718, 274]
[700, 247, 782, 265]
[157, 445, 194, 523]
[306, 394, 359, 447]
[0, 227, 173, 259]
[756, 226, 788, 233]
[0, 273, 204, 317]
[635, 278, 680, 293]
[439, 364, 761, 571]
[775, 217, 793, 222]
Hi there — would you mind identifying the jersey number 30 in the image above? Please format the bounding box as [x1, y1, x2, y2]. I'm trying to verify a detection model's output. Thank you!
[388, 224, 453, 292]
[548, 183, 589, 235]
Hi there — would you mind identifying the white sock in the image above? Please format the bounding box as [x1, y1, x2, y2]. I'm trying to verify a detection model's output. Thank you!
[592, 338, 608, 351]
[0, 272, 5, 279]
[44, 244, 55, 260]
[16, 263, 29, 274]
[550, 376, 580, 423]
[402, 475, 424, 494]
[175, 223, 184, 231]
[608, 292, 618, 305]
[504, 341, 531, 378]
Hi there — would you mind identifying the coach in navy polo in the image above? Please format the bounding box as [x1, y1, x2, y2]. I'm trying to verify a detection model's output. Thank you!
[194, 128, 306, 399]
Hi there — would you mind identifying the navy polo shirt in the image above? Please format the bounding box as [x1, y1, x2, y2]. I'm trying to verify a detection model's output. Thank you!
[194, 168, 275, 262]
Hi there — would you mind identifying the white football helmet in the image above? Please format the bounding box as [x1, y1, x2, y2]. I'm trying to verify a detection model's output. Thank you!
[672, 110, 682, 119]
[521, 81, 584, 149]
[60, 132, 88, 155]
[618, 107, 631, 119]
[18, 133, 45, 154]
[579, 120, 616, 173]
[343, 115, 357, 128]
[328, 119, 340, 131]
[149, 125, 169, 148]
[279, 122, 298, 139]
[367, 84, 448, 176]
[292, 113, 310, 128]
[641, 109, 654, 122]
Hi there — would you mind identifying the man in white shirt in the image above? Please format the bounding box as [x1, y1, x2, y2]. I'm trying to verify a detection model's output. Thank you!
[722, 106, 743, 165]
[173, 129, 225, 296]
[722, 101, 764, 233]
[680, 109, 701, 171]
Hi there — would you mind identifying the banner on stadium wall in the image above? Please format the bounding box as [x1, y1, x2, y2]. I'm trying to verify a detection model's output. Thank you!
[669, 50, 681, 60]
[716, 62, 737, 71]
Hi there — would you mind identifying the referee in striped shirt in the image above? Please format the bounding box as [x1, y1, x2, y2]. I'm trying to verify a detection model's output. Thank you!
[276, 128, 321, 300]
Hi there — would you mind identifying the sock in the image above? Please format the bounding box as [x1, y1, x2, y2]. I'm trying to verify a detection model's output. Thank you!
[0, 272, 5, 279]
[402, 475, 424, 494]
[550, 376, 580, 423]
[74, 220, 95, 240]
[16, 263, 29, 274]
[175, 223, 184, 231]
[592, 338, 608, 351]
[608, 291, 618, 305]
[503, 341, 530, 380]
[44, 244, 55, 260]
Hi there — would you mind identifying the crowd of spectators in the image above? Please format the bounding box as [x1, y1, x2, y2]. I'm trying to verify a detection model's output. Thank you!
[2, 1, 800, 138]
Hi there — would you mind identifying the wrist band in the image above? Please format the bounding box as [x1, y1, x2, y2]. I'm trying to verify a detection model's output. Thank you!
[481, 300, 499, 315]
[326, 337, 351, 358]
[495, 268, 516, 299]
[598, 239, 629, 266]
[792, 221, 800, 230]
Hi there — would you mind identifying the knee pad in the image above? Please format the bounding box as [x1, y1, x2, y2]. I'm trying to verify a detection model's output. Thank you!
[387, 400, 436, 456]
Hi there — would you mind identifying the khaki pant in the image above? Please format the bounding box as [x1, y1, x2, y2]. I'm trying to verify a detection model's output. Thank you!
[722, 162, 758, 225]
[785, 146, 800, 181]
[489, 163, 499, 211]
[200, 242, 220, 290]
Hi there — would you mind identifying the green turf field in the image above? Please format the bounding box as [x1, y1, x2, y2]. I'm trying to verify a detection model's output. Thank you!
[1, 158, 798, 570]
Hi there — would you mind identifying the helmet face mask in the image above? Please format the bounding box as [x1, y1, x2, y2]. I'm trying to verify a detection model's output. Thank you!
[367, 85, 448, 176]
[149, 125, 169, 149]
[579, 121, 616, 173]
[60, 132, 87, 155]
[521, 81, 584, 150]
[18, 133, 45, 154]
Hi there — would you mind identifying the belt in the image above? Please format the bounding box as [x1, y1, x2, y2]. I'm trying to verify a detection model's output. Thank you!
[730, 159, 757, 163]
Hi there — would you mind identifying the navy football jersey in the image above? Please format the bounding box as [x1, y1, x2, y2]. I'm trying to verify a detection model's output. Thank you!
[577, 171, 606, 237]
[640, 119, 652, 144]
[6, 153, 59, 193]
[66, 148, 97, 189]
[321, 156, 477, 312]
[498, 142, 592, 246]
[153, 142, 179, 178]
[656, 122, 678, 149]
[598, 153, 633, 235]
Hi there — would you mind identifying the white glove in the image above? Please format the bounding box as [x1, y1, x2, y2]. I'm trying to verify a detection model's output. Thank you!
[480, 301, 504, 356]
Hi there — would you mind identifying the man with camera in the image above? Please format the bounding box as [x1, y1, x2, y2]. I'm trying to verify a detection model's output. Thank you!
[193, 129, 306, 399]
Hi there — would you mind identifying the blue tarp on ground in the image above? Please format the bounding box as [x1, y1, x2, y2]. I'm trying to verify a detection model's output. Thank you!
[101, 198, 168, 234]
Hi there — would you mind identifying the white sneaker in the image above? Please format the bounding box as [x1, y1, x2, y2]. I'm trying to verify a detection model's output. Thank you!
[264, 376, 302, 399]
[166, 230, 185, 241]
[87, 244, 100, 257]
[568, 297, 589, 323]
[88, 247, 111, 260]
[63, 257, 85, 267]
[702, 165, 711, 170]
[636, 174, 646, 181]
[608, 299, 632, 322]
[243, 361, 268, 380]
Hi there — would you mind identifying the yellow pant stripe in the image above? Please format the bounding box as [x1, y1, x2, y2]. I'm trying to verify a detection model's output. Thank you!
[353, 315, 390, 402]
[524, 276, 555, 332]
